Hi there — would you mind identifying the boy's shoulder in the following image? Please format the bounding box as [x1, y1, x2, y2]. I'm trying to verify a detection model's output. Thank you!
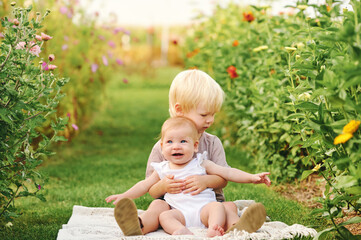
[200, 131, 221, 142]
[199, 131, 223, 150]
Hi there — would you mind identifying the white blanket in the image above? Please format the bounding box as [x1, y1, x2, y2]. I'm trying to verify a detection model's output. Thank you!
[57, 200, 317, 240]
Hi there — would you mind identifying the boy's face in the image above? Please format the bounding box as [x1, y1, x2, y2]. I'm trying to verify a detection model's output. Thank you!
[161, 125, 198, 169]
[182, 104, 215, 134]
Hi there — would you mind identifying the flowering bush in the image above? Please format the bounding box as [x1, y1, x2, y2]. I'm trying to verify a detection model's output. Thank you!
[184, 0, 361, 238]
[0, 4, 68, 223]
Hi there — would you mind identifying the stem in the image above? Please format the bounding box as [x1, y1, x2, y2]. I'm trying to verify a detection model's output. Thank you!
[0, 45, 12, 72]
[0, 186, 20, 218]
[288, 53, 295, 88]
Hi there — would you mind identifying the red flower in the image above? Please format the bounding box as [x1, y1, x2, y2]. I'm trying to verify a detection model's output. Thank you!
[232, 40, 239, 47]
[227, 66, 238, 79]
[243, 12, 255, 22]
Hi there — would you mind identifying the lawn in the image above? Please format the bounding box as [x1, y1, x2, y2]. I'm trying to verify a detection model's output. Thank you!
[0, 66, 327, 239]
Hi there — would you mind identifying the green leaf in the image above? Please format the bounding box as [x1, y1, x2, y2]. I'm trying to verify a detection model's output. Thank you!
[301, 170, 314, 181]
[53, 136, 68, 142]
[294, 102, 319, 113]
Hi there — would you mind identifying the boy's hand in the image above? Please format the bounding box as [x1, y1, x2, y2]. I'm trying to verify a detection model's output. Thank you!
[105, 194, 124, 205]
[162, 174, 186, 194]
[183, 175, 207, 195]
[252, 172, 271, 186]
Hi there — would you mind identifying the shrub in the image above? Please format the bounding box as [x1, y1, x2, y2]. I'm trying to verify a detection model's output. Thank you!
[184, 0, 361, 238]
[0, 4, 68, 224]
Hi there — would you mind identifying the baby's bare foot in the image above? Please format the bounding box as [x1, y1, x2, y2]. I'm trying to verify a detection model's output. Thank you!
[207, 224, 225, 237]
[173, 227, 194, 235]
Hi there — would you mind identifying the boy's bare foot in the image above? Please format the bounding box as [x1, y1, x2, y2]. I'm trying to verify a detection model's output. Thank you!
[114, 198, 143, 236]
[173, 226, 194, 235]
[226, 202, 266, 234]
[207, 224, 225, 237]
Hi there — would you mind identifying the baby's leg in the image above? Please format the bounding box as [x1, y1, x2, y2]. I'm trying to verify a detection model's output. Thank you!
[159, 209, 193, 235]
[200, 202, 226, 237]
[139, 199, 170, 234]
[222, 201, 239, 230]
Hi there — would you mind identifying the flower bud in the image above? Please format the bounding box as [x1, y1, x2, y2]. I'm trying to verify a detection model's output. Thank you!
[285, 47, 297, 53]
[48, 54, 55, 62]
[297, 5, 308, 11]
[11, 2, 16, 6]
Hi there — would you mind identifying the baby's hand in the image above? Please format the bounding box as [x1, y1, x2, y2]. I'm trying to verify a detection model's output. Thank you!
[183, 175, 207, 195]
[253, 172, 271, 186]
[105, 194, 124, 205]
[162, 174, 186, 194]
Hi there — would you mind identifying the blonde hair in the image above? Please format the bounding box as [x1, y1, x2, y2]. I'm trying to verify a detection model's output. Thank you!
[169, 69, 225, 117]
[161, 117, 199, 143]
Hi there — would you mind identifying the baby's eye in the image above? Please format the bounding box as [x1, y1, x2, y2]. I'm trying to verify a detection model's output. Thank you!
[167, 140, 173, 143]
[201, 114, 207, 117]
[181, 140, 187, 143]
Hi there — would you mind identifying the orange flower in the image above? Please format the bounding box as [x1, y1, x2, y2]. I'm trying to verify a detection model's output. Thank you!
[243, 12, 255, 22]
[232, 40, 239, 47]
[326, 5, 331, 12]
[227, 65, 238, 79]
[334, 133, 353, 145]
[186, 48, 200, 58]
[343, 120, 361, 134]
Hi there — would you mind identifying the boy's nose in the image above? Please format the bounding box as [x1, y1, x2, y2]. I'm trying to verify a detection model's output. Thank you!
[206, 115, 214, 124]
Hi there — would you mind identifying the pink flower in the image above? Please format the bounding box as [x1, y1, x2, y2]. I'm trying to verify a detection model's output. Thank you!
[48, 64, 57, 70]
[72, 124, 79, 131]
[13, 18, 19, 26]
[37, 185, 41, 190]
[0, 33, 4, 38]
[42, 61, 49, 71]
[35, 35, 42, 41]
[123, 78, 128, 84]
[59, 6, 68, 14]
[62, 44, 68, 51]
[15, 42, 26, 50]
[116, 58, 124, 65]
[64, 36, 69, 41]
[108, 40, 115, 48]
[102, 55, 108, 66]
[91, 63, 98, 73]
[48, 54, 55, 61]
[41, 32, 53, 41]
[113, 27, 124, 34]
[29, 44, 41, 57]
[98, 35, 105, 41]
[67, 112, 71, 118]
[16, 42, 41, 57]
[42, 62, 57, 70]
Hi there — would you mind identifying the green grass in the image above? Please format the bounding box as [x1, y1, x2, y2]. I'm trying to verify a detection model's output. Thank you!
[0, 66, 328, 239]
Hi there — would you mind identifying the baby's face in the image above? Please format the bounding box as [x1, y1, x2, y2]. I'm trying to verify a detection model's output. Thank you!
[161, 125, 198, 169]
[183, 104, 215, 134]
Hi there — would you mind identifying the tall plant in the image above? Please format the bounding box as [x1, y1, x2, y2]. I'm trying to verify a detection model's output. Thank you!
[0, 4, 68, 224]
[184, 0, 361, 238]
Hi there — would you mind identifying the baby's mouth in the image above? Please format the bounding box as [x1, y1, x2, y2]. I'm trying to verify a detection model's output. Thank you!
[172, 153, 184, 156]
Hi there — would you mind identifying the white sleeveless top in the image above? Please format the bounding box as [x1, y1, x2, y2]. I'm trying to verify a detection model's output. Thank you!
[151, 152, 216, 228]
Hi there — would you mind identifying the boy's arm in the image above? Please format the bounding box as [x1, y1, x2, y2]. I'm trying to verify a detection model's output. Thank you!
[105, 171, 160, 204]
[203, 160, 271, 186]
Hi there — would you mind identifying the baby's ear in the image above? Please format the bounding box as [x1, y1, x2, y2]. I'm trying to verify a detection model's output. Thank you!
[194, 141, 199, 152]
[174, 103, 183, 116]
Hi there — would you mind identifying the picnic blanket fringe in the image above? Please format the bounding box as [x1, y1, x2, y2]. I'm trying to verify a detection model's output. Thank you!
[57, 200, 317, 240]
